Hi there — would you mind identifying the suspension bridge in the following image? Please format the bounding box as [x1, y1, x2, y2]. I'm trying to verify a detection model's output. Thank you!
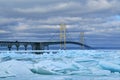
[0, 24, 92, 50]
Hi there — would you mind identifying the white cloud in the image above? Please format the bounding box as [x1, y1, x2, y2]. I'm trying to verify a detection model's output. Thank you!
[29, 17, 82, 24]
[0, 30, 10, 33]
[13, 0, 120, 16]
[14, 23, 28, 31]
[14, 2, 78, 13]
[0, 17, 24, 25]
[86, 0, 111, 12]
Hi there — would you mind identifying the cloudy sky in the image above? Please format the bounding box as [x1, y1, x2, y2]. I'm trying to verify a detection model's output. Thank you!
[0, 0, 120, 48]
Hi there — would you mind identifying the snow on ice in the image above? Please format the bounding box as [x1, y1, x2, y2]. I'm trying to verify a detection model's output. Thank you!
[0, 50, 120, 80]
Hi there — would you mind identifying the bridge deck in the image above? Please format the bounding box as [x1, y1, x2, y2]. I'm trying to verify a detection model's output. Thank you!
[0, 41, 92, 50]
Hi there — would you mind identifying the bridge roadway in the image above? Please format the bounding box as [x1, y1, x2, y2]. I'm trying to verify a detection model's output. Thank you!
[0, 41, 91, 50]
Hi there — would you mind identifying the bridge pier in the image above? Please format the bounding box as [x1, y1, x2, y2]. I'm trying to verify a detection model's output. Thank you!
[46, 45, 49, 50]
[32, 43, 45, 54]
[24, 45, 27, 50]
[8, 45, 12, 51]
[35, 43, 40, 50]
[16, 45, 19, 51]
[32, 43, 45, 50]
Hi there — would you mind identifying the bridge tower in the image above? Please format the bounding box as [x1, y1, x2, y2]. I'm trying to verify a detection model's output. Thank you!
[60, 23, 66, 49]
[80, 32, 84, 49]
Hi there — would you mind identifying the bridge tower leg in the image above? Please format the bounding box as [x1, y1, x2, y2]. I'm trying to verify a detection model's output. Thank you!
[80, 32, 84, 49]
[60, 23, 66, 50]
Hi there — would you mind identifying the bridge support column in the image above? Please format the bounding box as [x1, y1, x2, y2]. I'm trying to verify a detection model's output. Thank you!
[32, 43, 45, 54]
[35, 44, 40, 50]
[33, 43, 45, 50]
[40, 43, 45, 50]
[31, 44, 34, 50]
[8, 45, 12, 51]
[24, 45, 27, 50]
[47, 45, 49, 50]
[16, 45, 19, 51]
[32, 43, 40, 50]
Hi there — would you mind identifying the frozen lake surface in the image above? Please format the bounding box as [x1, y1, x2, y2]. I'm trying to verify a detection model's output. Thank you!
[0, 50, 120, 80]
